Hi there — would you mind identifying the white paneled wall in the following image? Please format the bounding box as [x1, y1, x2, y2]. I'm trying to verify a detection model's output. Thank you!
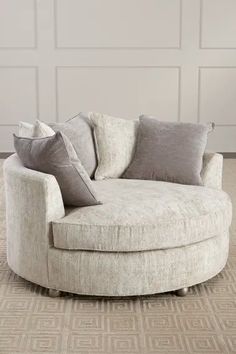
[0, 0, 236, 152]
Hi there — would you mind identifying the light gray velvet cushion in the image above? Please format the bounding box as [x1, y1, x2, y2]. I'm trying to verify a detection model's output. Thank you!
[52, 178, 232, 252]
[123, 117, 210, 185]
[14, 132, 100, 207]
[50, 113, 97, 178]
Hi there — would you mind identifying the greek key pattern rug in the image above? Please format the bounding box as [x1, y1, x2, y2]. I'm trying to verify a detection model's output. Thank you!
[0, 159, 236, 354]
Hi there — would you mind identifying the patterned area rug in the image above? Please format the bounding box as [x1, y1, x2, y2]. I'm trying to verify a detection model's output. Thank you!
[0, 159, 236, 354]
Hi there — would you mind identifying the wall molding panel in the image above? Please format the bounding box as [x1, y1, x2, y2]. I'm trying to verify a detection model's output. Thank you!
[55, 66, 181, 122]
[54, 0, 182, 49]
[198, 67, 236, 126]
[200, 0, 236, 49]
[0, 0, 37, 49]
[0, 0, 235, 152]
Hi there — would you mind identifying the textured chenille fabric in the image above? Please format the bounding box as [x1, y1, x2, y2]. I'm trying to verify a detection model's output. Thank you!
[3, 153, 231, 296]
[201, 152, 223, 189]
[52, 178, 231, 252]
[48, 231, 229, 296]
[90, 112, 138, 180]
[123, 117, 210, 185]
[13, 132, 100, 207]
[50, 113, 97, 178]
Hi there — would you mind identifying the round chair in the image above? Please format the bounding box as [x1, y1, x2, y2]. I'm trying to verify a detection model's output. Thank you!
[3, 153, 232, 297]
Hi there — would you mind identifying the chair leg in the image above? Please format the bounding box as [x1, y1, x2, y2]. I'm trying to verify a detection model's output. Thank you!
[175, 287, 188, 297]
[48, 288, 61, 297]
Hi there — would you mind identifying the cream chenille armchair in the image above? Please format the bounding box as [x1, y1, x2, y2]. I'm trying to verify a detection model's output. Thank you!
[4, 152, 232, 297]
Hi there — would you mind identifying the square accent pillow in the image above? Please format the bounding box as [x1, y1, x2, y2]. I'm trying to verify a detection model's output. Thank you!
[18, 121, 34, 137]
[14, 131, 101, 207]
[33, 120, 55, 137]
[18, 120, 55, 138]
[123, 117, 210, 186]
[90, 112, 138, 180]
[50, 113, 97, 178]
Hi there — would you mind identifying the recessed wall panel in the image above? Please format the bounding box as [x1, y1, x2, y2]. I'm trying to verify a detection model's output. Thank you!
[0, 67, 38, 125]
[199, 68, 236, 125]
[56, 0, 180, 48]
[0, 0, 235, 152]
[56, 67, 180, 122]
[0, 0, 36, 48]
[201, 0, 236, 48]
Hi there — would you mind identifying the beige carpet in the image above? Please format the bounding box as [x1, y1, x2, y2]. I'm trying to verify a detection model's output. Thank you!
[0, 159, 236, 354]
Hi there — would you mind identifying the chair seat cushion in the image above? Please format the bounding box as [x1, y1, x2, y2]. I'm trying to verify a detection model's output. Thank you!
[52, 179, 232, 252]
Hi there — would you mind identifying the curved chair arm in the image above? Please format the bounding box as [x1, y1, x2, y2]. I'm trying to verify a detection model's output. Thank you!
[201, 152, 223, 190]
[3, 154, 65, 288]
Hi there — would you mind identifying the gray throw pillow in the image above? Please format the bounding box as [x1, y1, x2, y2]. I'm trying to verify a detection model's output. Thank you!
[50, 113, 97, 178]
[14, 131, 101, 207]
[123, 117, 210, 186]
